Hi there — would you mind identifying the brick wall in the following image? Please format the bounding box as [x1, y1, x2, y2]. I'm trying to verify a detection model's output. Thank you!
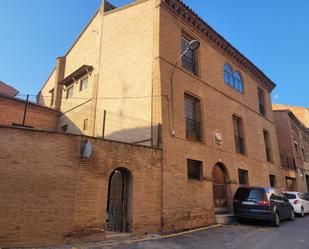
[0, 95, 59, 130]
[0, 126, 162, 247]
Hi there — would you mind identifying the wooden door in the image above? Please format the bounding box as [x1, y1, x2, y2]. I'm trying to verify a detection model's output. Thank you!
[213, 165, 227, 208]
[107, 170, 128, 232]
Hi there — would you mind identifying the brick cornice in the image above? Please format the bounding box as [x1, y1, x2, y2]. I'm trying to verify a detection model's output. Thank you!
[161, 0, 276, 92]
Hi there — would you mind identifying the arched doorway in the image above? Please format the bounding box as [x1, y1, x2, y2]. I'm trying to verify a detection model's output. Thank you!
[212, 163, 229, 213]
[107, 168, 132, 232]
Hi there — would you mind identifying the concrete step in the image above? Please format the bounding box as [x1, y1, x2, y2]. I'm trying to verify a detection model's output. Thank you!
[215, 214, 236, 225]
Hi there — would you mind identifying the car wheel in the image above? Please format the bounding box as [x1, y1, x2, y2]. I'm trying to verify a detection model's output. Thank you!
[290, 209, 295, 221]
[301, 208, 305, 217]
[272, 212, 280, 227]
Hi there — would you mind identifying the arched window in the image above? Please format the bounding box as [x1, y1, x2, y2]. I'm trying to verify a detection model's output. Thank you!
[233, 72, 243, 93]
[224, 64, 233, 86]
[223, 63, 244, 94]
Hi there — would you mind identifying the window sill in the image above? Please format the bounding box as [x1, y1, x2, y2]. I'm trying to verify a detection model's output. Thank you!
[224, 82, 244, 95]
[188, 178, 204, 182]
[186, 137, 204, 145]
[181, 66, 200, 80]
[235, 152, 248, 157]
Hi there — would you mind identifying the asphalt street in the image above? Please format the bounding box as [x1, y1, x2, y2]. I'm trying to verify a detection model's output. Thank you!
[35, 216, 309, 249]
[94, 216, 309, 249]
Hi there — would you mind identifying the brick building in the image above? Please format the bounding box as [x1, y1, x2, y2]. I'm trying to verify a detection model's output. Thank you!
[273, 110, 309, 192]
[0, 80, 19, 96]
[37, 0, 283, 233]
[273, 104, 309, 128]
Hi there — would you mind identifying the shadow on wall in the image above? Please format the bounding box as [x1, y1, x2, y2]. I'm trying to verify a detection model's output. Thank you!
[105, 124, 161, 147]
[58, 113, 161, 147]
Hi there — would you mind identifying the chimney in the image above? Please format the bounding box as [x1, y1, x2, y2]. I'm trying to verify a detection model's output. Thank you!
[53, 56, 66, 110]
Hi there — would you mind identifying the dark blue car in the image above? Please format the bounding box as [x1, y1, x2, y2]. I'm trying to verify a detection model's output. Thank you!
[233, 187, 295, 227]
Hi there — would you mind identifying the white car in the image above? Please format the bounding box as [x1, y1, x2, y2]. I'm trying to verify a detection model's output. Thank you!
[283, 192, 309, 217]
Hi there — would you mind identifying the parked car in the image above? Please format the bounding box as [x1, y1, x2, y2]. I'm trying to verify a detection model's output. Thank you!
[233, 187, 295, 227]
[283, 191, 309, 217]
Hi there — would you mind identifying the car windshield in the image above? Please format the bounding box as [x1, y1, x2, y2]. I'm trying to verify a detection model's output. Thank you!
[284, 193, 297, 199]
[235, 188, 265, 201]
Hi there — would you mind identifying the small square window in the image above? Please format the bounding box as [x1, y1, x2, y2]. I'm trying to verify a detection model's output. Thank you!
[83, 119, 88, 131]
[238, 169, 249, 186]
[187, 159, 203, 180]
[80, 77, 88, 91]
[286, 177, 297, 191]
[61, 124, 68, 132]
[269, 174, 277, 188]
[66, 85, 73, 99]
[50, 88, 54, 107]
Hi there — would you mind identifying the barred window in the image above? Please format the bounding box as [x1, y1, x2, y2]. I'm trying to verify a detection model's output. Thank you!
[187, 159, 203, 180]
[238, 169, 249, 185]
[184, 94, 202, 141]
[258, 88, 266, 116]
[233, 116, 245, 154]
[263, 130, 272, 162]
[182, 36, 198, 75]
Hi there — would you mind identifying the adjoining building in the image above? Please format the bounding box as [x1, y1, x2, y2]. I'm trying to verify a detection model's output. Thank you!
[37, 0, 283, 233]
[273, 104, 309, 128]
[0, 80, 19, 97]
[0, 81, 59, 130]
[273, 110, 309, 192]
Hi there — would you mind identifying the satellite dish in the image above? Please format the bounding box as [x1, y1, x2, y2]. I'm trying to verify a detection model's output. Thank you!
[82, 140, 92, 159]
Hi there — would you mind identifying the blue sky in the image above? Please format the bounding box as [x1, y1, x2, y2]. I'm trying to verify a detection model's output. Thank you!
[0, 0, 308, 106]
